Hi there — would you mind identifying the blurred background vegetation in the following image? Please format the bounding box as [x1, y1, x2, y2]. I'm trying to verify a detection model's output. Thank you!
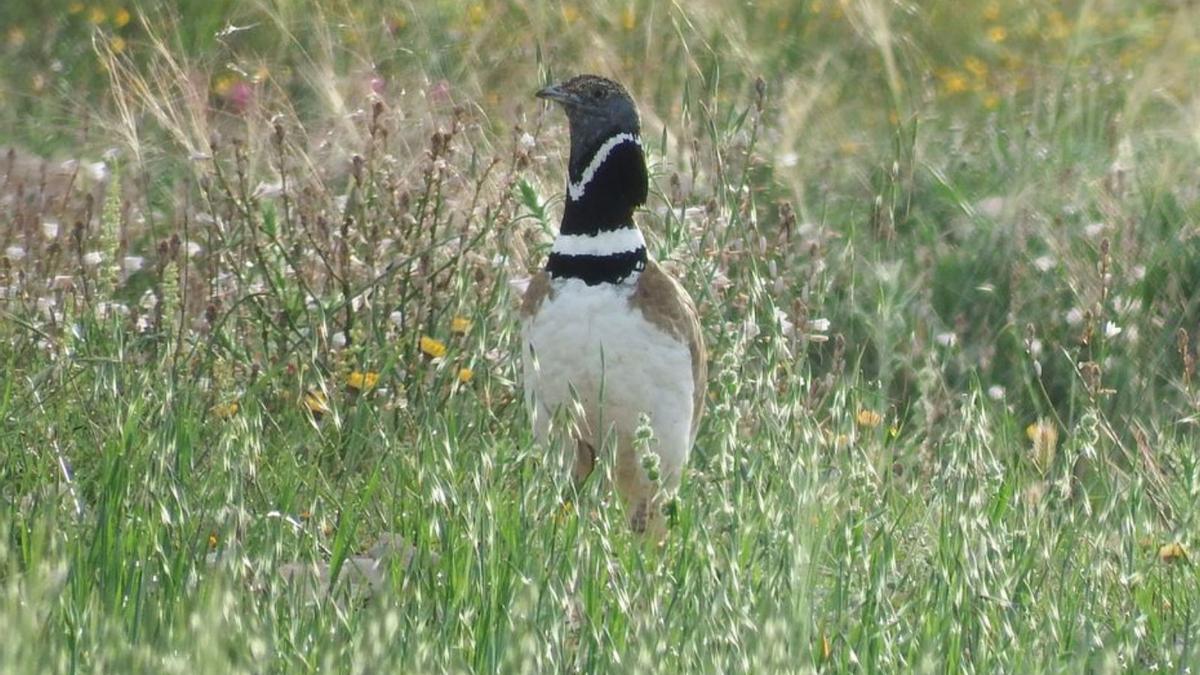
[1, 0, 1199, 670]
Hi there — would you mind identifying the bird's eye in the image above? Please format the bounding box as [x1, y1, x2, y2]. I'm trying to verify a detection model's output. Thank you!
[590, 87, 604, 100]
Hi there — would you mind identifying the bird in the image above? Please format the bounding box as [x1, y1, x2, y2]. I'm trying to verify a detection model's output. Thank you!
[521, 75, 706, 538]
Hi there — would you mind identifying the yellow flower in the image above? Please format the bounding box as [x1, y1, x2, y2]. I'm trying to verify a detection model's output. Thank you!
[213, 74, 236, 96]
[420, 335, 447, 359]
[987, 25, 1007, 43]
[619, 6, 636, 31]
[1159, 542, 1187, 563]
[113, 7, 131, 28]
[457, 367, 474, 383]
[856, 409, 883, 428]
[465, 3, 486, 27]
[1046, 10, 1070, 40]
[963, 56, 988, 79]
[7, 27, 26, 49]
[68, 2, 85, 14]
[211, 401, 239, 419]
[208, 532, 219, 549]
[346, 371, 380, 391]
[982, 3, 1000, 22]
[110, 36, 126, 55]
[562, 5, 580, 23]
[940, 70, 969, 94]
[450, 316, 472, 334]
[87, 6, 107, 24]
[304, 389, 329, 415]
[983, 93, 1000, 110]
[1026, 419, 1058, 473]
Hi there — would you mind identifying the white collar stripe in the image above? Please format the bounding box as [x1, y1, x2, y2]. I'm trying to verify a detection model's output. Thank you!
[567, 133, 641, 202]
[551, 227, 646, 257]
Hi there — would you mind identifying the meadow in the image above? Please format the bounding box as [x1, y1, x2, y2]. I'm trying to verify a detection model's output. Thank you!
[1, 0, 1199, 671]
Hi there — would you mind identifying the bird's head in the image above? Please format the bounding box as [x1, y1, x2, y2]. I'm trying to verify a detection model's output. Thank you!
[537, 75, 640, 174]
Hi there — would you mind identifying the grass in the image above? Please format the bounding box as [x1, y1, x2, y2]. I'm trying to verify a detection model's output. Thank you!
[2, 0, 1199, 671]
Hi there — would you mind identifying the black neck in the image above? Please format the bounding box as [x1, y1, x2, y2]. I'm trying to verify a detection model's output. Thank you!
[546, 134, 649, 285]
[560, 135, 648, 236]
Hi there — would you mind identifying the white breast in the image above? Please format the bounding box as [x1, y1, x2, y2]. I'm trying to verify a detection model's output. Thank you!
[522, 277, 695, 476]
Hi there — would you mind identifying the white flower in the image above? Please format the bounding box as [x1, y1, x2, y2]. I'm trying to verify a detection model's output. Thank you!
[1065, 308, 1084, 325]
[1104, 321, 1122, 338]
[389, 310, 404, 327]
[1084, 222, 1106, 238]
[1033, 256, 1056, 272]
[331, 332, 347, 349]
[184, 240, 204, 257]
[806, 318, 831, 333]
[123, 256, 145, 273]
[5, 245, 26, 261]
[935, 332, 958, 347]
[96, 302, 129, 318]
[82, 251, 104, 266]
[975, 196, 1006, 218]
[42, 220, 60, 239]
[86, 162, 109, 182]
[778, 152, 799, 168]
[773, 308, 794, 336]
[987, 385, 1005, 400]
[519, 132, 536, 149]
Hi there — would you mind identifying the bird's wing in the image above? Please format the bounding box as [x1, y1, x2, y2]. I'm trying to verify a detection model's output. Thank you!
[520, 271, 553, 319]
[631, 260, 707, 441]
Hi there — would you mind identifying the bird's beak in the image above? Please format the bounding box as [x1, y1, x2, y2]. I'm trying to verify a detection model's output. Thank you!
[535, 83, 582, 107]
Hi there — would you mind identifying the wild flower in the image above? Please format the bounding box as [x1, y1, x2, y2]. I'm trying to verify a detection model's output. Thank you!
[113, 8, 131, 28]
[456, 368, 474, 384]
[619, 6, 636, 31]
[939, 70, 969, 94]
[347, 371, 380, 391]
[420, 336, 447, 359]
[1158, 542, 1187, 563]
[450, 316, 472, 334]
[211, 401, 239, 419]
[856, 409, 883, 428]
[304, 390, 330, 415]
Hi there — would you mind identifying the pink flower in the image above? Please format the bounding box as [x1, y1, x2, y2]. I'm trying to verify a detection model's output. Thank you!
[226, 81, 254, 114]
